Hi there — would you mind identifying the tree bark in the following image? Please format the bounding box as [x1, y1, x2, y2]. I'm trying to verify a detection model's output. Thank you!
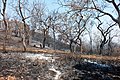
[99, 42, 105, 55]
[3, 20, 8, 53]
[53, 26, 56, 50]
[1, 0, 8, 53]
[18, 0, 28, 51]
[107, 34, 113, 56]
[79, 39, 83, 54]
[22, 34, 26, 51]
[42, 29, 46, 48]
[69, 39, 73, 52]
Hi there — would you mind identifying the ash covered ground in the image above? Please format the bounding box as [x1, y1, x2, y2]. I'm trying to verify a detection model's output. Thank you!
[0, 52, 120, 80]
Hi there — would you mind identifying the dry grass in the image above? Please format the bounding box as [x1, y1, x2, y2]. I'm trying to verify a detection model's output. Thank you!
[80, 54, 120, 62]
[0, 46, 69, 54]
[0, 30, 120, 62]
[0, 46, 120, 62]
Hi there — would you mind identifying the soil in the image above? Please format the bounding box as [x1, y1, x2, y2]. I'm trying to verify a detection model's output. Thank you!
[0, 52, 120, 80]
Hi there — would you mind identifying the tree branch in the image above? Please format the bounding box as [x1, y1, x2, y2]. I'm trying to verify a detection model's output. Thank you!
[92, 0, 118, 23]
[111, 0, 120, 15]
[104, 23, 116, 34]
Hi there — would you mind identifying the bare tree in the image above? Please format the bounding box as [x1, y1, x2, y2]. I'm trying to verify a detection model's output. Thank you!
[39, 15, 53, 48]
[92, 0, 120, 28]
[107, 29, 119, 55]
[108, 32, 113, 55]
[93, 32, 101, 54]
[57, 0, 93, 53]
[55, 13, 74, 52]
[30, 1, 51, 48]
[30, 1, 46, 30]
[86, 24, 93, 54]
[96, 18, 116, 55]
[17, 0, 30, 51]
[67, 14, 91, 53]
[47, 11, 60, 50]
[1, 0, 8, 52]
[56, 11, 90, 53]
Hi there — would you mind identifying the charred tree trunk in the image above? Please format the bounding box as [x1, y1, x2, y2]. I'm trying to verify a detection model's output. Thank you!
[3, 19, 8, 53]
[99, 42, 104, 55]
[99, 36, 108, 55]
[43, 37, 46, 48]
[96, 21, 114, 55]
[69, 39, 73, 52]
[1, 0, 8, 53]
[42, 29, 48, 48]
[53, 26, 56, 50]
[79, 38, 83, 54]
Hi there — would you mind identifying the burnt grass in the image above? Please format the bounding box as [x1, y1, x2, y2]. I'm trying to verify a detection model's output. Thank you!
[0, 52, 120, 80]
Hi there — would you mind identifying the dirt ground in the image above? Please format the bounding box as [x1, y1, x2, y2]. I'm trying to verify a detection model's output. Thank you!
[0, 33, 120, 80]
[0, 52, 120, 80]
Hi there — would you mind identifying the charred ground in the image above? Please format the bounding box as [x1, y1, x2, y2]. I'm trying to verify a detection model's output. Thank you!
[0, 52, 120, 80]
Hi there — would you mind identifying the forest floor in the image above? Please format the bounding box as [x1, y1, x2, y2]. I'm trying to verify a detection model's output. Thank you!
[0, 31, 120, 80]
[0, 29, 120, 62]
[0, 51, 120, 80]
[0, 46, 120, 62]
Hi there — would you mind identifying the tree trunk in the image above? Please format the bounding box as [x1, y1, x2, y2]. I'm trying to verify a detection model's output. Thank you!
[2, 0, 8, 53]
[3, 21, 8, 53]
[53, 26, 56, 50]
[43, 29, 46, 48]
[3, 35, 7, 53]
[99, 43, 104, 55]
[89, 34, 93, 54]
[69, 39, 73, 52]
[108, 43, 112, 56]
[43, 37, 46, 48]
[107, 34, 112, 56]
[80, 44, 83, 54]
[79, 38, 83, 53]
[18, 0, 28, 51]
[74, 44, 77, 53]
[21, 24, 27, 51]
[22, 34, 27, 51]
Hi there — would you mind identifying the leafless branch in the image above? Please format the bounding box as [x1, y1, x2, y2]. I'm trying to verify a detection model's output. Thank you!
[111, 0, 120, 15]
[92, 0, 118, 23]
